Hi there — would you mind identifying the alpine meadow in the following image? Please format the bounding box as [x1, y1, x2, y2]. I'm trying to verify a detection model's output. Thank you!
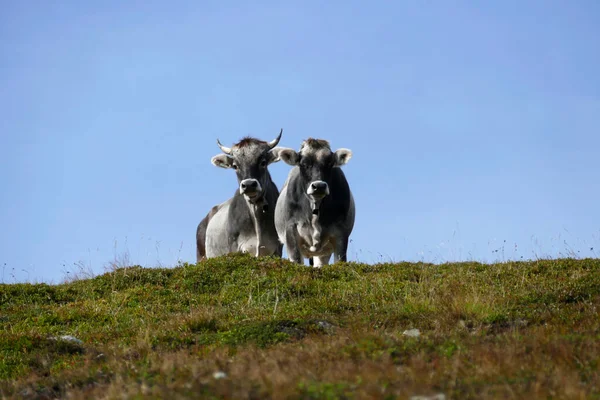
[2, 255, 600, 399]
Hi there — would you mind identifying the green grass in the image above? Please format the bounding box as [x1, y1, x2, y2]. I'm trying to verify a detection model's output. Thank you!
[1, 255, 600, 399]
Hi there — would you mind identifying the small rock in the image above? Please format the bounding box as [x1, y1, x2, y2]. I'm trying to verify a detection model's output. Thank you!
[141, 383, 151, 395]
[275, 321, 306, 339]
[514, 319, 528, 328]
[316, 320, 335, 330]
[311, 319, 336, 333]
[213, 371, 227, 380]
[60, 335, 83, 344]
[403, 328, 421, 338]
[49, 335, 84, 345]
[410, 394, 446, 400]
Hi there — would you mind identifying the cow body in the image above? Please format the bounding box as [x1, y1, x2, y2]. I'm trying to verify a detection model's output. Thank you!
[275, 138, 355, 267]
[203, 181, 281, 258]
[196, 131, 284, 262]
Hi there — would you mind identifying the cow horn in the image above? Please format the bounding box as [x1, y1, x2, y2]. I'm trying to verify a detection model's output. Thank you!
[216, 139, 232, 155]
[268, 129, 283, 149]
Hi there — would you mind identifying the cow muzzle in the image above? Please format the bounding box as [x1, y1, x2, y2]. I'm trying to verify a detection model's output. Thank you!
[240, 179, 262, 198]
[307, 181, 329, 199]
[307, 181, 329, 215]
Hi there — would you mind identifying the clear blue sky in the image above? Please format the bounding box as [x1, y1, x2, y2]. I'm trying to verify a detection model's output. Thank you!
[2, 1, 599, 283]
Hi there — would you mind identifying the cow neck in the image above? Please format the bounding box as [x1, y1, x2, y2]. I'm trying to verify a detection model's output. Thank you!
[245, 180, 272, 257]
[308, 199, 323, 253]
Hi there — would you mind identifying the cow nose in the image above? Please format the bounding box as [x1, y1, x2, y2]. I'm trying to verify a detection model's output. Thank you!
[240, 179, 262, 195]
[241, 181, 257, 190]
[308, 181, 329, 197]
[311, 182, 327, 191]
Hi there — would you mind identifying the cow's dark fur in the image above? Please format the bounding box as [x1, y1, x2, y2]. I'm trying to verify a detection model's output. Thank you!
[275, 139, 354, 266]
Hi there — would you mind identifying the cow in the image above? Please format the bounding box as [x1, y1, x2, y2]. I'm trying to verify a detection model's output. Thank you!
[274, 138, 355, 267]
[196, 130, 284, 262]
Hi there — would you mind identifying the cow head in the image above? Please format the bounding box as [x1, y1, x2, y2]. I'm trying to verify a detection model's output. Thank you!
[211, 129, 283, 204]
[277, 138, 352, 213]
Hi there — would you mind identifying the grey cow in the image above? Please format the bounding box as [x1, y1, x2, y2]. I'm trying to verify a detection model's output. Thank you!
[196, 130, 284, 261]
[275, 138, 355, 267]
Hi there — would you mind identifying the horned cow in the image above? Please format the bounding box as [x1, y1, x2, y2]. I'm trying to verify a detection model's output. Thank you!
[196, 130, 284, 261]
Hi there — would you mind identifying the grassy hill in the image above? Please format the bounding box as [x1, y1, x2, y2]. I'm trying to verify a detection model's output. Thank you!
[1, 255, 599, 399]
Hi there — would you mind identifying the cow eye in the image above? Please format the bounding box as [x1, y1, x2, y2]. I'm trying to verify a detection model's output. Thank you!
[260, 159, 267, 167]
[232, 163, 238, 170]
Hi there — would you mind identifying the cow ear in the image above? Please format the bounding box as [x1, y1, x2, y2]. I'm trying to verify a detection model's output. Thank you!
[211, 154, 234, 169]
[277, 148, 300, 166]
[334, 148, 352, 166]
[267, 147, 284, 164]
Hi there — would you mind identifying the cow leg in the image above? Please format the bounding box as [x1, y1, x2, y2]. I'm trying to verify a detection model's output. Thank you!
[285, 225, 303, 264]
[196, 220, 207, 263]
[312, 255, 331, 268]
[276, 243, 284, 258]
[309, 257, 314, 266]
[333, 236, 349, 263]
